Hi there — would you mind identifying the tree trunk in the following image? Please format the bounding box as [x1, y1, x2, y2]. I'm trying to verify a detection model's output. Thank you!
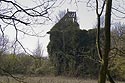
[98, 0, 112, 83]
[107, 70, 115, 83]
[96, 15, 103, 60]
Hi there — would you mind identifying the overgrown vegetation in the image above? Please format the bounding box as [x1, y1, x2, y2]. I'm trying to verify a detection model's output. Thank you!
[47, 11, 125, 81]
[0, 54, 54, 76]
[0, 20, 125, 82]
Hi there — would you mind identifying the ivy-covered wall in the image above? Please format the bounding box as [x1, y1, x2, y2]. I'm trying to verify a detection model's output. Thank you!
[47, 11, 100, 77]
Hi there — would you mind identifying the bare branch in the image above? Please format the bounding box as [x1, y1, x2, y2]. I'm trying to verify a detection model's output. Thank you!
[0, 0, 56, 25]
[0, 14, 30, 25]
[112, 7, 125, 18]
[0, 67, 27, 83]
[17, 29, 46, 37]
[96, 0, 106, 16]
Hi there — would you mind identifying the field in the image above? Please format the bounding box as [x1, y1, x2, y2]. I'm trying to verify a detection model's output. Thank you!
[0, 76, 124, 83]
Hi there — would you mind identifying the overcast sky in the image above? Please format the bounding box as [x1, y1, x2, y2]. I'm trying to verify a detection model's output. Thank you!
[3, 0, 125, 56]
[3, 0, 96, 56]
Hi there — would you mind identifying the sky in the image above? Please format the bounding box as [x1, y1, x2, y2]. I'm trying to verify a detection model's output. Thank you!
[1, 0, 97, 57]
[3, 0, 125, 57]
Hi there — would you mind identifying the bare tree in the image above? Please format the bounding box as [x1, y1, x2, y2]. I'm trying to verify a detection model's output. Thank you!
[0, 0, 57, 82]
[0, 32, 9, 55]
[0, 0, 57, 53]
[55, 10, 66, 23]
[111, 22, 125, 56]
[33, 40, 43, 57]
[87, 0, 114, 83]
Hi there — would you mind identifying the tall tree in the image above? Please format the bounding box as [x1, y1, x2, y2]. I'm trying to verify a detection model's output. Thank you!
[98, 0, 112, 83]
[87, 0, 114, 82]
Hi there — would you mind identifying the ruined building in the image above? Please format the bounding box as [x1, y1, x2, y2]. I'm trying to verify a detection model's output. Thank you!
[47, 10, 99, 76]
[47, 10, 79, 33]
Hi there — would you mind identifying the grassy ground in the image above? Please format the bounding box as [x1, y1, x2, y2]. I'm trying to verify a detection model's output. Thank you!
[0, 76, 124, 83]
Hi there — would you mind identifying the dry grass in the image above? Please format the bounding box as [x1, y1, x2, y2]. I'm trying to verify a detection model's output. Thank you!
[0, 76, 124, 83]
